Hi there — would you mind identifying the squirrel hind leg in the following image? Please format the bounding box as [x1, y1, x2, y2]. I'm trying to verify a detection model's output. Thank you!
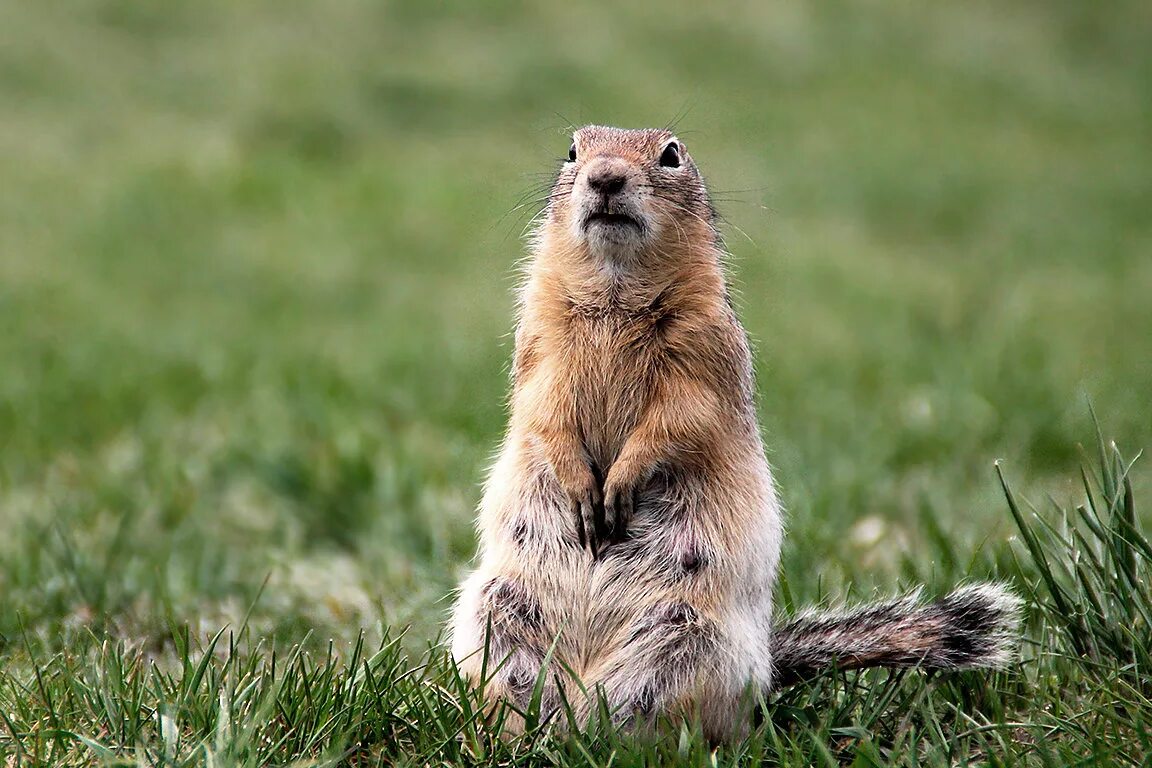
[453, 575, 562, 718]
[771, 583, 1023, 689]
[579, 601, 747, 742]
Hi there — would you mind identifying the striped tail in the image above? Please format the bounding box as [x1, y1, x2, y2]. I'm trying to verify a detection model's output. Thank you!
[771, 583, 1023, 688]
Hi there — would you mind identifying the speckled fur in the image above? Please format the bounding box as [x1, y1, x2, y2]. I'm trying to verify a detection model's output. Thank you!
[450, 126, 1020, 742]
[771, 584, 1022, 688]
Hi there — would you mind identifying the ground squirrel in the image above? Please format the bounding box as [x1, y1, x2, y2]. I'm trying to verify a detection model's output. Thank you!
[450, 125, 1021, 742]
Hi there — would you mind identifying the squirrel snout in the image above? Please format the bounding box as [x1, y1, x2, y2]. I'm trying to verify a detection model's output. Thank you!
[570, 151, 652, 251]
[584, 158, 629, 196]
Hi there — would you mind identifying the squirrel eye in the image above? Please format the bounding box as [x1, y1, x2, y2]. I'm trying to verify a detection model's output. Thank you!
[568, 143, 577, 162]
[659, 142, 681, 168]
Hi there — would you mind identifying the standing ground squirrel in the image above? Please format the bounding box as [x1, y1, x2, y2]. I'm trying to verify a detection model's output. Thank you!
[450, 125, 1021, 742]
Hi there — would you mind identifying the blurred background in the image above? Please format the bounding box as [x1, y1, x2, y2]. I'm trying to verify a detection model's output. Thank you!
[0, 1, 1149, 651]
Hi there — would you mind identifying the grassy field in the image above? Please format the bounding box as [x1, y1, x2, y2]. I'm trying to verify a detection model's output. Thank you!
[1, 1, 1150, 764]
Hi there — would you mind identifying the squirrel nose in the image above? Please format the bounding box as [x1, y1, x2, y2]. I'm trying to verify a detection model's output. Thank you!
[586, 162, 628, 195]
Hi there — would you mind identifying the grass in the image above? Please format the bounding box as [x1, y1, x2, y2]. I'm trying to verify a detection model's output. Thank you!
[3, 437, 1149, 765]
[0, 0, 1150, 764]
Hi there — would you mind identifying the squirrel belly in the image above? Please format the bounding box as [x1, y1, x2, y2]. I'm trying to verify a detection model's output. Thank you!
[448, 126, 1020, 742]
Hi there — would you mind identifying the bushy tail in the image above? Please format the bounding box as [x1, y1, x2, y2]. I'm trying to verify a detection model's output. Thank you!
[771, 583, 1023, 688]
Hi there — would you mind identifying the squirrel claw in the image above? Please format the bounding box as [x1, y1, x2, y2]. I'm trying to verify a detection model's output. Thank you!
[605, 488, 635, 543]
[569, 484, 604, 556]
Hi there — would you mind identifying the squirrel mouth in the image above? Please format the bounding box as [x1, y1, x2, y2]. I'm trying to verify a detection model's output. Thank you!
[585, 211, 641, 230]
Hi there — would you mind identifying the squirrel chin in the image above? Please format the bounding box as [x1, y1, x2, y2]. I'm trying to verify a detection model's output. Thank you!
[570, 217, 653, 264]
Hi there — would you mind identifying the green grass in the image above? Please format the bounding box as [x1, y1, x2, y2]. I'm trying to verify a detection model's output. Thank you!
[0, 0, 1150, 764]
[3, 438, 1149, 765]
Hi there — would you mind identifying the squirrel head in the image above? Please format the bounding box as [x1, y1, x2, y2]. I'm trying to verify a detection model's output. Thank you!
[543, 126, 717, 268]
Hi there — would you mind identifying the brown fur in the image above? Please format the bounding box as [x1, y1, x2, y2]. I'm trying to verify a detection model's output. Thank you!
[449, 126, 1019, 742]
[452, 126, 780, 740]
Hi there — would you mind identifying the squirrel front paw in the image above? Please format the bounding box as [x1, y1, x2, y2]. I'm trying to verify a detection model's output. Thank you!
[556, 463, 605, 556]
[602, 461, 644, 546]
